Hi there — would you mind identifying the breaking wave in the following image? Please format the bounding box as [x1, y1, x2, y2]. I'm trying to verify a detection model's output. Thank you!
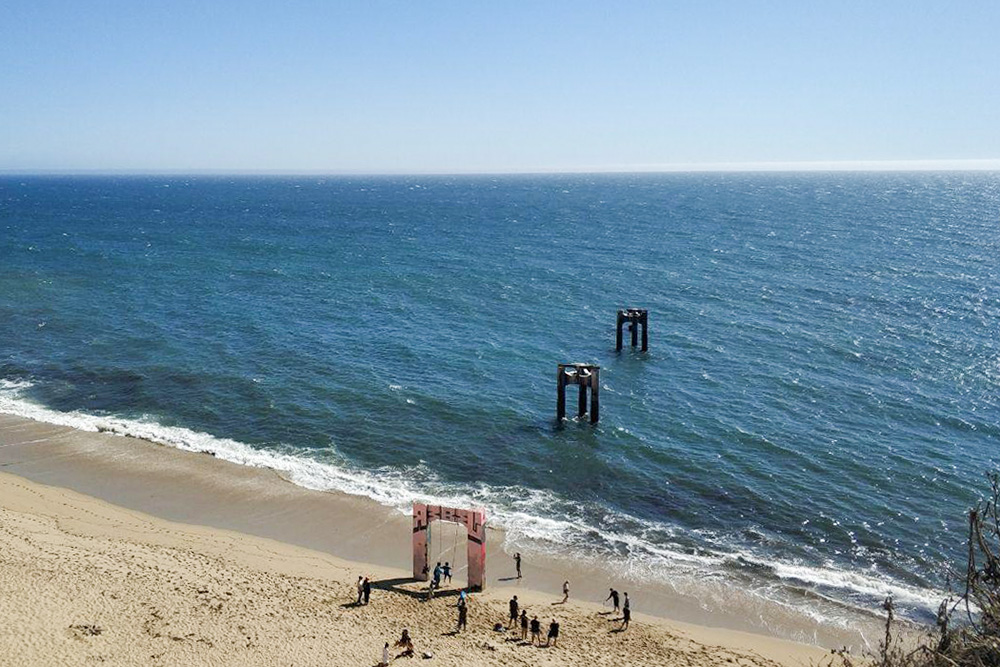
[0, 377, 946, 636]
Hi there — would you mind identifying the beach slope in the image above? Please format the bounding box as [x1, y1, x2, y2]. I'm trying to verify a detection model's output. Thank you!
[0, 470, 828, 666]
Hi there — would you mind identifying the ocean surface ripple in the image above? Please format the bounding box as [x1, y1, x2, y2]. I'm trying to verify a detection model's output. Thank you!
[2, 172, 999, 629]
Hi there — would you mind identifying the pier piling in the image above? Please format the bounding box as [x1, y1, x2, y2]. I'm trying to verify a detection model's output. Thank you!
[616, 309, 648, 352]
[557, 363, 600, 423]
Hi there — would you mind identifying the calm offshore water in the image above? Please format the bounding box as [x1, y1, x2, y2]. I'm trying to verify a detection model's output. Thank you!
[2, 173, 999, 628]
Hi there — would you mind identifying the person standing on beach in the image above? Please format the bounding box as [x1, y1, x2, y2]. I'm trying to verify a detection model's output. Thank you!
[514, 552, 522, 578]
[363, 576, 371, 605]
[529, 615, 541, 645]
[605, 588, 619, 612]
[561, 580, 569, 603]
[443, 562, 452, 584]
[379, 642, 390, 667]
[520, 610, 528, 641]
[546, 619, 560, 647]
[457, 602, 468, 632]
[356, 576, 364, 605]
[432, 562, 442, 589]
[508, 595, 519, 627]
[620, 601, 631, 630]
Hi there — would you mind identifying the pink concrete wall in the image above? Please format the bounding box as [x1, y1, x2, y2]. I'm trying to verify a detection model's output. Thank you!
[412, 503, 487, 590]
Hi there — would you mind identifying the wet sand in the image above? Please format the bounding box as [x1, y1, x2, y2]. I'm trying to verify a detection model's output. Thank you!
[0, 413, 865, 663]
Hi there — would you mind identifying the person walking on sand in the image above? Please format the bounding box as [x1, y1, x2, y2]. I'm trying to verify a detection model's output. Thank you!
[457, 601, 468, 632]
[514, 552, 522, 578]
[363, 576, 371, 605]
[546, 618, 560, 647]
[529, 615, 541, 645]
[395, 629, 414, 657]
[356, 576, 364, 605]
[561, 580, 569, 603]
[379, 642, 390, 667]
[606, 587, 620, 613]
[508, 595, 519, 627]
[432, 562, 442, 589]
[620, 601, 631, 630]
[443, 562, 452, 584]
[520, 610, 528, 641]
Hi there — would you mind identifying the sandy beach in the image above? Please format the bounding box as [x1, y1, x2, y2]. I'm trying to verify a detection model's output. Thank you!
[0, 414, 840, 665]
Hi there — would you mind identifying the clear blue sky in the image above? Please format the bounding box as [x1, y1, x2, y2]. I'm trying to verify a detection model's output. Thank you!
[2, 1, 998, 173]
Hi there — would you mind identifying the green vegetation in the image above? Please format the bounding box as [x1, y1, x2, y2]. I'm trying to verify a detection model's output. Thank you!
[836, 474, 1000, 667]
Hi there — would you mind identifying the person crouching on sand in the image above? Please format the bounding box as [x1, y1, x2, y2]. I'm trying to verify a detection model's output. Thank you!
[395, 629, 414, 657]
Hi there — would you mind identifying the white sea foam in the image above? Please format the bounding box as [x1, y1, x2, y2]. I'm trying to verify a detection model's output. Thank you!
[0, 379, 948, 627]
[764, 559, 940, 610]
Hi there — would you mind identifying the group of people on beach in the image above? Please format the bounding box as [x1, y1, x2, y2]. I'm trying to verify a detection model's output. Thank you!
[374, 552, 633, 664]
[430, 561, 452, 591]
[605, 587, 631, 629]
[506, 594, 560, 646]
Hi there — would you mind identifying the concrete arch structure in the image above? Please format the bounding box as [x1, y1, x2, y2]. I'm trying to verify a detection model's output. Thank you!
[412, 503, 487, 591]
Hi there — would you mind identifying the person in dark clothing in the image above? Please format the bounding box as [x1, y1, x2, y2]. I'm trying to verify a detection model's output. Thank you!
[443, 562, 452, 584]
[508, 595, 519, 625]
[514, 552, 522, 578]
[621, 604, 631, 630]
[519, 610, 528, 641]
[546, 619, 560, 647]
[363, 577, 371, 605]
[457, 603, 468, 632]
[529, 616, 541, 645]
[605, 588, 620, 612]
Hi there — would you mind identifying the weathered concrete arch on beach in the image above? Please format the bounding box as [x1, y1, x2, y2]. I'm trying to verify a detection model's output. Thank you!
[412, 503, 487, 591]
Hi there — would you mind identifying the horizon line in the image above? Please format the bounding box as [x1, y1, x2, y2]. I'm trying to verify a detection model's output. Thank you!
[2, 159, 1000, 177]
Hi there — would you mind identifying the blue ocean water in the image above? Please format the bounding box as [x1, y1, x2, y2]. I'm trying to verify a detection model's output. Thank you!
[1, 173, 999, 627]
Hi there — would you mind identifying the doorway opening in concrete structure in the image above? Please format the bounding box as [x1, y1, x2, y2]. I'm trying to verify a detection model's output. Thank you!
[412, 503, 486, 591]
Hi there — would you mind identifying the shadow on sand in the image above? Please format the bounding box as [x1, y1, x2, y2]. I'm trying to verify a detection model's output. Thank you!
[370, 576, 463, 602]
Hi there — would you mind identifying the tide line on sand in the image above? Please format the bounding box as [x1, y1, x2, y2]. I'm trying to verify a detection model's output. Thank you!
[0, 380, 945, 633]
[0, 469, 829, 666]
